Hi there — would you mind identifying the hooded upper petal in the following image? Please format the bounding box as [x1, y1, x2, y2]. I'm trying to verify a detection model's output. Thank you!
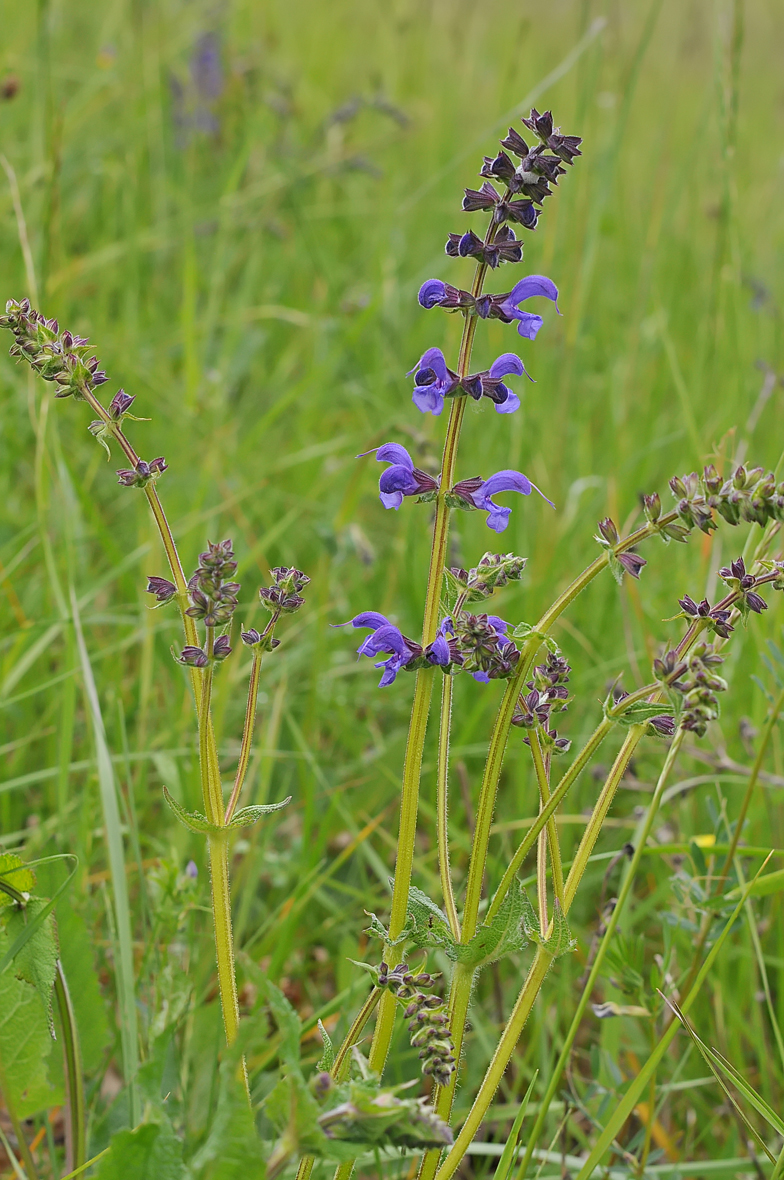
[408, 347, 450, 383]
[488, 353, 526, 380]
[477, 470, 534, 503]
[508, 274, 560, 310]
[349, 611, 391, 631]
[427, 633, 451, 666]
[419, 280, 446, 309]
[375, 442, 414, 469]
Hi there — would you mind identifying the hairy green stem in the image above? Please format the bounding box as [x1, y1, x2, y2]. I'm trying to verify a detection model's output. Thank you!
[433, 949, 553, 1180]
[514, 729, 686, 1178]
[225, 649, 263, 823]
[54, 958, 85, 1175]
[529, 728, 564, 908]
[437, 674, 461, 940]
[81, 384, 245, 1074]
[486, 718, 613, 925]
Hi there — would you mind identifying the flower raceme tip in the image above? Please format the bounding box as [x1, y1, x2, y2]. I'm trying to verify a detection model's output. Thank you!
[409, 347, 528, 416]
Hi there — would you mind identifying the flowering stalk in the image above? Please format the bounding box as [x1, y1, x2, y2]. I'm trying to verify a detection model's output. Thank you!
[0, 300, 309, 1108]
[367, 211, 500, 1075]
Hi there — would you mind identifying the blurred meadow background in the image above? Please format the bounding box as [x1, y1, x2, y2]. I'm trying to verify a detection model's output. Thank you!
[2, 0, 784, 1174]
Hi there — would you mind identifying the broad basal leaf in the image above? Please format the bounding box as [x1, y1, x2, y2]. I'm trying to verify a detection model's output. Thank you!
[95, 1118, 186, 1180]
[0, 932, 63, 1117]
[1, 899, 59, 1033]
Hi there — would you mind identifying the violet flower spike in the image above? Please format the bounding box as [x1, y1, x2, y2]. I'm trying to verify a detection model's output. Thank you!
[452, 471, 554, 533]
[408, 347, 460, 416]
[493, 275, 560, 339]
[359, 443, 438, 509]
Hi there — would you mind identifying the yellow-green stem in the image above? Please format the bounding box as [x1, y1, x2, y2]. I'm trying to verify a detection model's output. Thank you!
[55, 959, 85, 1175]
[437, 673, 460, 940]
[433, 949, 553, 1180]
[514, 729, 686, 1179]
[529, 728, 564, 908]
[225, 649, 263, 823]
[486, 719, 612, 925]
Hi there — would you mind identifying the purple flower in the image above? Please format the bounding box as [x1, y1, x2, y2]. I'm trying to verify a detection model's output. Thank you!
[360, 443, 439, 509]
[336, 612, 423, 686]
[185, 859, 198, 879]
[450, 471, 554, 533]
[419, 280, 447, 309]
[491, 275, 560, 339]
[408, 348, 460, 415]
[463, 353, 530, 414]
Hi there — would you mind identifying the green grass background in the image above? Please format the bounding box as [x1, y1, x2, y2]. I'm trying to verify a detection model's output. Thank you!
[2, 0, 784, 1173]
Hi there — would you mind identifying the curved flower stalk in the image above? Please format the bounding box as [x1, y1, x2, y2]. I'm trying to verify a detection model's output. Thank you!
[0, 298, 309, 1106]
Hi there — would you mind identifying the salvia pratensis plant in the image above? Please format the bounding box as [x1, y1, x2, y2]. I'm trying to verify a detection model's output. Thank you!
[3, 102, 784, 1177]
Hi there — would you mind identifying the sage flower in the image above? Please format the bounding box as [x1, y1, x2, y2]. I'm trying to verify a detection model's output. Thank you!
[362, 443, 438, 509]
[450, 471, 553, 532]
[408, 348, 460, 415]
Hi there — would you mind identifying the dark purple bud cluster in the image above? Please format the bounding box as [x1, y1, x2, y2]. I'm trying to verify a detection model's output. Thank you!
[595, 517, 647, 580]
[668, 463, 784, 536]
[377, 962, 456, 1088]
[445, 225, 523, 269]
[445, 108, 580, 259]
[241, 628, 281, 651]
[0, 298, 107, 399]
[672, 644, 728, 738]
[176, 635, 232, 667]
[186, 539, 240, 627]
[677, 595, 734, 638]
[718, 557, 768, 617]
[116, 456, 167, 487]
[448, 551, 527, 603]
[452, 613, 521, 681]
[653, 649, 688, 688]
[259, 566, 310, 614]
[512, 651, 572, 753]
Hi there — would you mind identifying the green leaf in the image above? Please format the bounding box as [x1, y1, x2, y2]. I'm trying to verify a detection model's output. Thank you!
[1, 899, 59, 1033]
[265, 1070, 341, 1160]
[162, 786, 219, 833]
[228, 798, 291, 829]
[163, 786, 290, 834]
[509, 622, 559, 653]
[660, 994, 780, 1161]
[94, 1119, 186, 1180]
[521, 893, 576, 957]
[257, 974, 303, 1068]
[607, 551, 626, 585]
[191, 1058, 265, 1180]
[317, 1019, 335, 1071]
[605, 698, 674, 727]
[727, 866, 784, 900]
[0, 931, 63, 1117]
[454, 879, 527, 969]
[405, 885, 455, 952]
[0, 853, 35, 908]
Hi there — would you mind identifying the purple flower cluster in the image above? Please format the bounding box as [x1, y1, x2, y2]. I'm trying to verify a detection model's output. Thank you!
[340, 109, 583, 689]
[409, 348, 528, 416]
